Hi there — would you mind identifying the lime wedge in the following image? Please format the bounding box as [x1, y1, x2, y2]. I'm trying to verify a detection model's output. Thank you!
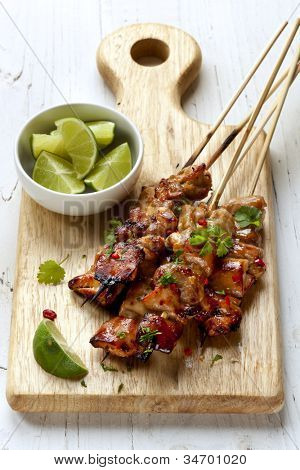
[58, 118, 98, 179]
[84, 143, 132, 191]
[32, 150, 85, 194]
[85, 121, 115, 148]
[33, 319, 88, 379]
[31, 133, 70, 161]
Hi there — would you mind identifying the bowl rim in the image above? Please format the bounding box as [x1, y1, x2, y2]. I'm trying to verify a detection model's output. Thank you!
[14, 102, 143, 198]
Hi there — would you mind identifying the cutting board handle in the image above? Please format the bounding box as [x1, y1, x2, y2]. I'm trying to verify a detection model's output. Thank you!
[97, 23, 202, 104]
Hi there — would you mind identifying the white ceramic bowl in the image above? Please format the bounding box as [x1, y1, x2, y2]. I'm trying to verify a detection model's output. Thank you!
[15, 103, 143, 216]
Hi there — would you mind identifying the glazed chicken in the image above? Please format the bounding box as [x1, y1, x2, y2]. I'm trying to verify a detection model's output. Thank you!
[68, 163, 212, 306]
[89, 195, 267, 360]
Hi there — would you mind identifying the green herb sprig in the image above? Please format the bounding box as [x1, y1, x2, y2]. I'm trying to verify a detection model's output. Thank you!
[210, 354, 223, 367]
[139, 327, 162, 343]
[189, 225, 233, 257]
[234, 206, 262, 229]
[159, 272, 177, 286]
[101, 363, 118, 372]
[104, 218, 123, 254]
[37, 254, 69, 285]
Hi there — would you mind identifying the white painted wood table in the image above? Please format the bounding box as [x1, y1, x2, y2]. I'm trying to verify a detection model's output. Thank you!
[0, 0, 299, 450]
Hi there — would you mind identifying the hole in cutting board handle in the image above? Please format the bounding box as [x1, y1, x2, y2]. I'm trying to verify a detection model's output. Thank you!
[131, 38, 169, 66]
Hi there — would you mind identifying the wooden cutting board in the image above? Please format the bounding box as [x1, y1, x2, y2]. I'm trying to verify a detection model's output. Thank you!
[7, 23, 283, 413]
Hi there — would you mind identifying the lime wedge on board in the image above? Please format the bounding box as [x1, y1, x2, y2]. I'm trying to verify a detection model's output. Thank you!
[58, 118, 98, 179]
[31, 133, 70, 161]
[33, 319, 88, 379]
[84, 142, 132, 191]
[32, 150, 85, 194]
[85, 121, 115, 148]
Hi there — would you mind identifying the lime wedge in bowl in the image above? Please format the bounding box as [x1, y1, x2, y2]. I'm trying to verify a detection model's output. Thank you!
[84, 142, 132, 191]
[33, 319, 88, 379]
[31, 133, 70, 161]
[85, 121, 115, 148]
[58, 118, 98, 179]
[33, 150, 85, 194]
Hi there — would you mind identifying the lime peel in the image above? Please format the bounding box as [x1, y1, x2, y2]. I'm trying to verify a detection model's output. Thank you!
[33, 319, 88, 380]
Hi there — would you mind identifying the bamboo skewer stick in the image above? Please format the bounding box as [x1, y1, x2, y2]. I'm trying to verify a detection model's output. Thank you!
[209, 19, 300, 210]
[182, 21, 288, 168]
[249, 43, 300, 194]
[232, 62, 300, 175]
[205, 62, 299, 169]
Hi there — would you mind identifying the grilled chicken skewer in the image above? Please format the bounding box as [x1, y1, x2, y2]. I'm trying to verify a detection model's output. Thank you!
[68, 164, 212, 307]
[90, 196, 266, 359]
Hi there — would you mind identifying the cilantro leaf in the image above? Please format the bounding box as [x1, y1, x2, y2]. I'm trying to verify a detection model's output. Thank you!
[234, 206, 262, 229]
[139, 327, 162, 343]
[117, 331, 127, 339]
[216, 236, 233, 257]
[104, 218, 123, 246]
[159, 272, 177, 286]
[101, 363, 118, 372]
[173, 249, 184, 264]
[210, 354, 223, 367]
[189, 225, 233, 258]
[189, 228, 209, 245]
[200, 241, 213, 256]
[37, 255, 69, 285]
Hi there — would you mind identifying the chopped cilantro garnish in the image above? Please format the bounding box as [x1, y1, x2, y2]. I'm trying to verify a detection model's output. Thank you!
[139, 327, 162, 343]
[101, 363, 118, 372]
[173, 249, 184, 264]
[189, 225, 233, 258]
[104, 218, 123, 249]
[117, 331, 127, 339]
[210, 354, 223, 367]
[234, 206, 262, 229]
[159, 272, 177, 286]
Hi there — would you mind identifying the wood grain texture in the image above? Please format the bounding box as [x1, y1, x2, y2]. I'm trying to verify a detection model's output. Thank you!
[6, 22, 283, 414]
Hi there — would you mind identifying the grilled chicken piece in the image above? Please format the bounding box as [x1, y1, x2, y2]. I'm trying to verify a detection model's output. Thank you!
[195, 289, 242, 336]
[235, 228, 263, 247]
[155, 164, 212, 202]
[228, 240, 266, 279]
[223, 195, 267, 214]
[119, 281, 151, 318]
[209, 258, 254, 298]
[90, 311, 185, 359]
[116, 206, 178, 241]
[90, 316, 140, 358]
[138, 312, 184, 355]
[94, 242, 144, 286]
[208, 207, 235, 235]
[177, 203, 208, 232]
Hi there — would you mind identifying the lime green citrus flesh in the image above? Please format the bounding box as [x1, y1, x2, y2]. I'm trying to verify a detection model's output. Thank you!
[58, 118, 98, 179]
[84, 142, 132, 191]
[33, 319, 88, 380]
[32, 151, 85, 194]
[85, 121, 115, 148]
[31, 133, 71, 161]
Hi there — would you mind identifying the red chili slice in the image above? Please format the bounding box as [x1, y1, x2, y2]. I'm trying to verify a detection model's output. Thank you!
[43, 309, 57, 321]
[184, 347, 193, 357]
[225, 295, 231, 307]
[232, 272, 242, 283]
[198, 218, 207, 227]
[111, 252, 120, 260]
[254, 257, 266, 268]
